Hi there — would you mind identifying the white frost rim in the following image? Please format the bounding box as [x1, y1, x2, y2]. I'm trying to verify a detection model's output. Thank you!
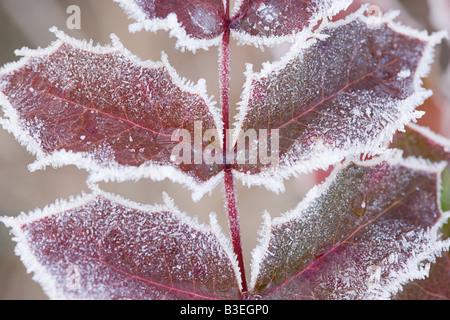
[0, 27, 223, 202]
[0, 186, 243, 298]
[249, 149, 450, 297]
[232, 5, 448, 194]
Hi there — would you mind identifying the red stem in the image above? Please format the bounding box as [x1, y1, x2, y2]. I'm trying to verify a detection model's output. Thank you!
[220, 0, 248, 294]
[224, 168, 248, 293]
[221, 30, 231, 146]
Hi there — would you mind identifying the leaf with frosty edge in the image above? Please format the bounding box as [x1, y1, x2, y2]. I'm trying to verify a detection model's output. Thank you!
[0, 29, 224, 201]
[0, 189, 242, 300]
[232, 8, 445, 193]
[113, 0, 227, 51]
[230, 0, 352, 47]
[391, 124, 450, 212]
[247, 151, 450, 300]
[389, 124, 450, 300]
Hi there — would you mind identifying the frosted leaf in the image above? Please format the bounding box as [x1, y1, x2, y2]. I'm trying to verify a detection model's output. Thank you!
[113, 0, 226, 52]
[233, 8, 446, 193]
[391, 123, 450, 224]
[248, 151, 450, 300]
[0, 29, 224, 201]
[230, 0, 352, 47]
[0, 189, 241, 300]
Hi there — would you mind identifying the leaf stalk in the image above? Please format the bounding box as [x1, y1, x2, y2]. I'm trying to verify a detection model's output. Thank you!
[220, 0, 248, 294]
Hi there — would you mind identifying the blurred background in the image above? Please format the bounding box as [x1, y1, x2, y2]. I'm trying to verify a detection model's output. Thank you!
[0, 0, 448, 299]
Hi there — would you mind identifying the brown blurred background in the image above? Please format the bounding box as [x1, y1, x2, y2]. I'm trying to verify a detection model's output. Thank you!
[0, 0, 448, 299]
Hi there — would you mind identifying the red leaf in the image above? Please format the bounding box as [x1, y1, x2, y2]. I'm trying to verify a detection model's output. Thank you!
[232, 8, 444, 193]
[389, 124, 450, 300]
[1, 189, 241, 300]
[230, 0, 351, 47]
[248, 152, 450, 300]
[114, 0, 226, 51]
[0, 30, 223, 200]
